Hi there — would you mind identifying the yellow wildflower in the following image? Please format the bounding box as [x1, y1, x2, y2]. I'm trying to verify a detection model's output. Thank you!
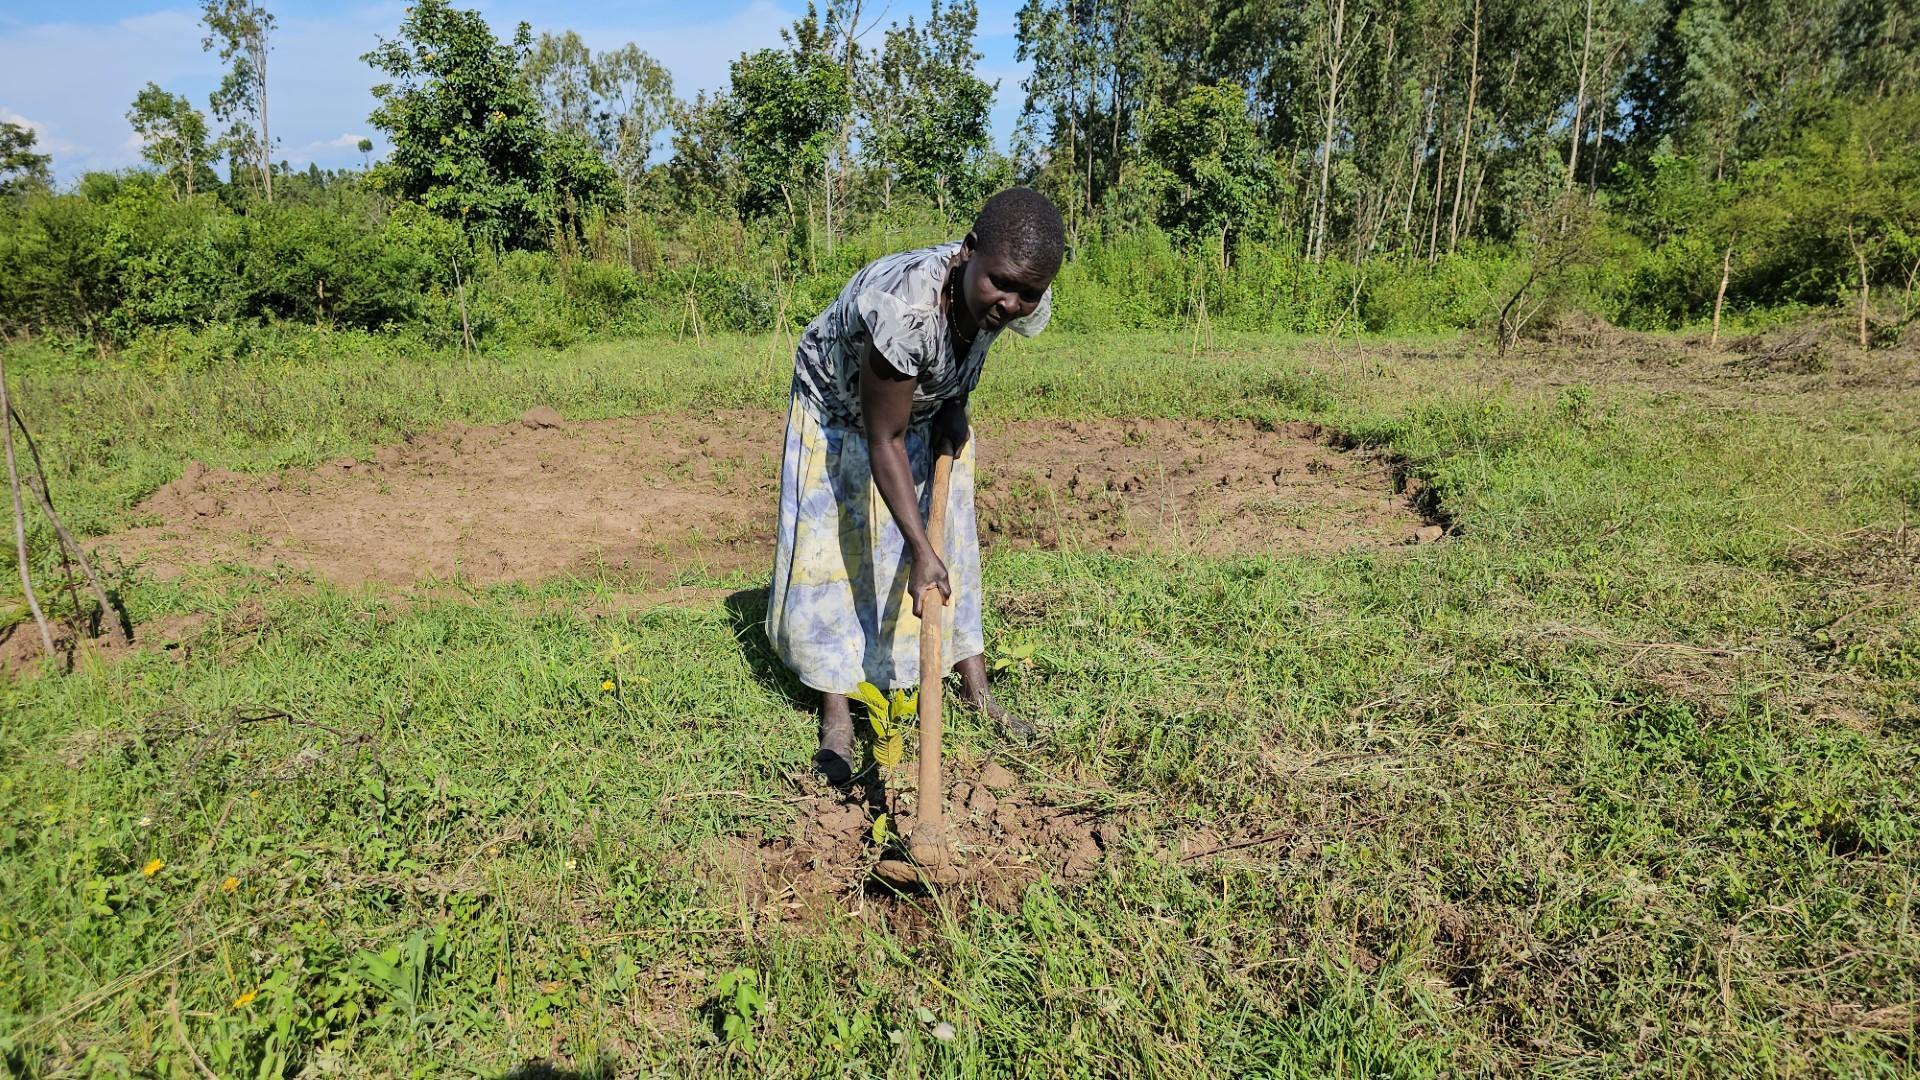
[232, 989, 258, 1009]
[601, 679, 614, 691]
[141, 859, 164, 877]
[221, 876, 240, 894]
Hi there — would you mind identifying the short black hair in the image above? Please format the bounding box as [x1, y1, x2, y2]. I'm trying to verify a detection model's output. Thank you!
[971, 187, 1065, 276]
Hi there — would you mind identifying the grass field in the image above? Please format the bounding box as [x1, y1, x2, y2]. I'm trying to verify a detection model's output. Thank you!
[2, 324, 1917, 1076]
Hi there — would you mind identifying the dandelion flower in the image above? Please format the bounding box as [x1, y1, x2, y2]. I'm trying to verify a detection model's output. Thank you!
[221, 876, 240, 894]
[232, 989, 258, 1008]
[601, 679, 614, 691]
[141, 858, 164, 877]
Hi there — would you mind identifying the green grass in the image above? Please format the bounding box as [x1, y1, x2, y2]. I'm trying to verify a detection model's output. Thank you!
[1, 327, 1916, 1076]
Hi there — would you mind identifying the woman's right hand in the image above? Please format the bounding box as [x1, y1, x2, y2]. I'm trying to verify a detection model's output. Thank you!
[910, 545, 951, 619]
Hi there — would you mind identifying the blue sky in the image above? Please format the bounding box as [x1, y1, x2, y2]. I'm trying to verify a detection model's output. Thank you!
[0, 0, 1034, 182]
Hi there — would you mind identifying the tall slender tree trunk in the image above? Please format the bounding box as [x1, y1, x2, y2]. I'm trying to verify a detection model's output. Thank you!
[256, 31, 272, 203]
[1850, 226, 1871, 348]
[1463, 159, 1489, 241]
[1110, 0, 1127, 190]
[1085, 0, 1099, 220]
[1310, 0, 1349, 263]
[623, 174, 635, 268]
[1402, 80, 1439, 253]
[1588, 90, 1609, 195]
[833, 0, 862, 239]
[1711, 243, 1733, 346]
[1065, 1, 1081, 237]
[1588, 38, 1627, 197]
[1565, 0, 1594, 191]
[1448, 0, 1480, 255]
[1426, 101, 1449, 266]
[0, 353, 53, 661]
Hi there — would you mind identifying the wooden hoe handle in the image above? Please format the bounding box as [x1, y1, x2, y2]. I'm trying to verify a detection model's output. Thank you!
[917, 451, 955, 827]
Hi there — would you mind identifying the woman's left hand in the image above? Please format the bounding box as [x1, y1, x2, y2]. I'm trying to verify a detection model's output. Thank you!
[931, 400, 971, 456]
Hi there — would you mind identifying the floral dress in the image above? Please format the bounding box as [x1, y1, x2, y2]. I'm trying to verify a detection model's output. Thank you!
[767, 241, 1051, 694]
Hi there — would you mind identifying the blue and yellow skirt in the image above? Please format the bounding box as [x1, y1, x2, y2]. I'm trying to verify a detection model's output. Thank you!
[766, 393, 983, 695]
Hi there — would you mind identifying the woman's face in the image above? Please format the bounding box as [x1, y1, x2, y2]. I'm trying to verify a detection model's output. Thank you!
[959, 241, 1054, 332]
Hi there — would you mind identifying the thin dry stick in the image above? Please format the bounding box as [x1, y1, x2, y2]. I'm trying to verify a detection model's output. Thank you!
[12, 405, 129, 645]
[453, 258, 476, 363]
[0, 351, 53, 660]
[166, 978, 220, 1080]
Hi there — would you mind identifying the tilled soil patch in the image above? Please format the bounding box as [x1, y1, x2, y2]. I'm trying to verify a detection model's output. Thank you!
[708, 757, 1114, 923]
[104, 409, 1436, 587]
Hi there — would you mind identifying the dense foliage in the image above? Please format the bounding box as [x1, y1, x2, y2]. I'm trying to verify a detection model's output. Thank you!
[0, 0, 1917, 354]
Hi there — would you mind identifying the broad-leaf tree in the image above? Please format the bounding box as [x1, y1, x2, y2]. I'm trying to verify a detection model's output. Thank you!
[865, 0, 997, 218]
[0, 123, 53, 195]
[1140, 82, 1272, 264]
[362, 0, 614, 251]
[127, 84, 215, 198]
[721, 46, 850, 226]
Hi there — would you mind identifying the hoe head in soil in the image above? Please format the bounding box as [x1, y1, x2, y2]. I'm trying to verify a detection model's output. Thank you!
[870, 821, 966, 889]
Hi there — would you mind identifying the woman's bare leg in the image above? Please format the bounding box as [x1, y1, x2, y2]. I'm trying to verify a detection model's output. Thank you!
[815, 691, 856, 785]
[954, 654, 1035, 741]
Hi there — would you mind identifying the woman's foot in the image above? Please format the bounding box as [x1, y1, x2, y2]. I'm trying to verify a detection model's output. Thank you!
[955, 654, 1036, 742]
[814, 693, 856, 786]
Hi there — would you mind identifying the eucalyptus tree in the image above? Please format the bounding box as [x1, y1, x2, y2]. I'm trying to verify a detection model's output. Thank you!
[201, 0, 276, 200]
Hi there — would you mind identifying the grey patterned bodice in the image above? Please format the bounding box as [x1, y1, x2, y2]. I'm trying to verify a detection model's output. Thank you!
[791, 241, 1052, 429]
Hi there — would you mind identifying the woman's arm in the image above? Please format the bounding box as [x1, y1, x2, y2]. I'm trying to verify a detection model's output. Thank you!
[859, 341, 948, 617]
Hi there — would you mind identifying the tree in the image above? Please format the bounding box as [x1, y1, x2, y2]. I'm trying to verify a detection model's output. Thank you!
[524, 32, 673, 262]
[526, 30, 597, 137]
[1672, 0, 1739, 178]
[865, 0, 997, 217]
[363, 0, 615, 251]
[127, 84, 214, 198]
[0, 123, 52, 195]
[201, 0, 276, 201]
[1772, 97, 1920, 346]
[1305, 0, 1375, 261]
[592, 44, 674, 186]
[721, 45, 850, 228]
[1140, 82, 1272, 264]
[666, 91, 742, 213]
[593, 44, 674, 266]
[357, 137, 374, 171]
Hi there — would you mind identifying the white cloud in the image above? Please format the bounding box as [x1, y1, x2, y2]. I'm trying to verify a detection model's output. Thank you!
[0, 106, 85, 157]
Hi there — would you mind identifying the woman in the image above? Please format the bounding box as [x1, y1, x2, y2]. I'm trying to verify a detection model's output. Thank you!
[767, 187, 1065, 782]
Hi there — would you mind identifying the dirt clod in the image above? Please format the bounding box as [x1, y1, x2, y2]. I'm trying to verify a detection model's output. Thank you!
[521, 405, 565, 429]
[1412, 524, 1446, 544]
[978, 761, 1017, 791]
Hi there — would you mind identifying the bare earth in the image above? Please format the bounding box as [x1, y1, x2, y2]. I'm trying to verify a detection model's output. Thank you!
[104, 409, 1436, 588]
